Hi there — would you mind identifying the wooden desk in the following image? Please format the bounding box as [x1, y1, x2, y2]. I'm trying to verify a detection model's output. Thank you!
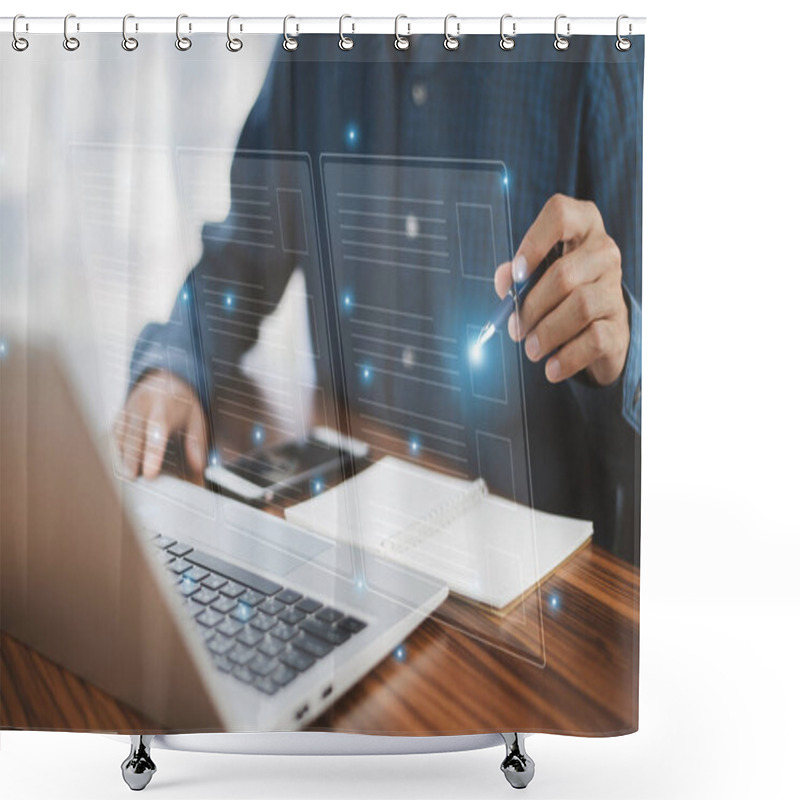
[1, 540, 638, 735]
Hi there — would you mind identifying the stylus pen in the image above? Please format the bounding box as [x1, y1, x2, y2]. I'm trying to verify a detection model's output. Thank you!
[474, 242, 563, 349]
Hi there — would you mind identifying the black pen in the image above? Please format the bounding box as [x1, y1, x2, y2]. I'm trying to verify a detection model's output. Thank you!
[474, 242, 563, 349]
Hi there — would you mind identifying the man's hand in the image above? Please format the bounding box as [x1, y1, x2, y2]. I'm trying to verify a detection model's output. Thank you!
[494, 194, 630, 387]
[113, 370, 207, 480]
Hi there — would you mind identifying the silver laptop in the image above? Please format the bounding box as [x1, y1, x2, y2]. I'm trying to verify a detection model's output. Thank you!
[0, 336, 448, 732]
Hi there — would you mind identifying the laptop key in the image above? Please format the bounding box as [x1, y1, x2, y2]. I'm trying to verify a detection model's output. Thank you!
[179, 580, 201, 598]
[338, 616, 367, 634]
[207, 634, 236, 656]
[258, 637, 286, 659]
[293, 632, 333, 659]
[167, 542, 193, 558]
[219, 581, 246, 599]
[271, 622, 299, 642]
[202, 573, 228, 591]
[280, 647, 315, 673]
[271, 664, 298, 687]
[228, 643, 256, 666]
[184, 565, 210, 583]
[193, 587, 219, 605]
[276, 588, 302, 605]
[197, 608, 225, 628]
[211, 654, 233, 673]
[260, 597, 286, 616]
[316, 607, 344, 624]
[169, 558, 193, 575]
[231, 602, 258, 624]
[253, 676, 279, 696]
[295, 597, 323, 615]
[158, 550, 176, 565]
[278, 607, 306, 626]
[241, 589, 265, 607]
[300, 617, 350, 646]
[153, 535, 177, 550]
[184, 598, 207, 618]
[248, 653, 278, 677]
[211, 596, 238, 615]
[236, 626, 264, 648]
[216, 618, 245, 638]
[250, 612, 278, 634]
[231, 665, 254, 685]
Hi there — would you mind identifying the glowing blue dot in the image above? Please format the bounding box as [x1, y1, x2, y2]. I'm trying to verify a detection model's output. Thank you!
[344, 295, 351, 306]
[182, 290, 189, 301]
[253, 425, 264, 444]
[393, 644, 407, 663]
[345, 125, 359, 147]
[0, 340, 7, 359]
[469, 341, 483, 365]
[312, 479, 324, 495]
[503, 175, 509, 186]
[409, 437, 421, 456]
[362, 367, 370, 380]
[224, 293, 234, 309]
[550, 595, 560, 609]
[355, 575, 366, 592]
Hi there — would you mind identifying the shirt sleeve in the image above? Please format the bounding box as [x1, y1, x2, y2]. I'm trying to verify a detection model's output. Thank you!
[570, 45, 643, 438]
[127, 62, 297, 413]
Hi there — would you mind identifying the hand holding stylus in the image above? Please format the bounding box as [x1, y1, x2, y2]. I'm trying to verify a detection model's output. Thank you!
[493, 194, 630, 386]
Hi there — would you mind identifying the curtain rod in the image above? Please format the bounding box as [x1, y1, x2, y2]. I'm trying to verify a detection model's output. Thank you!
[0, 16, 646, 37]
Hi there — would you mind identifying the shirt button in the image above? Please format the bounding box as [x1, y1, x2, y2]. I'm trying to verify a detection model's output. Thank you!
[411, 82, 428, 107]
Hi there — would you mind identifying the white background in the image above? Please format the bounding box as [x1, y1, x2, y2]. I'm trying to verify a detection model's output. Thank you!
[2, 1, 799, 799]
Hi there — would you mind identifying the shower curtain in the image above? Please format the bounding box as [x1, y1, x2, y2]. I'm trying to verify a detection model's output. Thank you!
[0, 19, 643, 738]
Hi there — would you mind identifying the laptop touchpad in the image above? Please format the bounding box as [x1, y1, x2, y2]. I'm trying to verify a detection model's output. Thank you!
[221, 499, 332, 575]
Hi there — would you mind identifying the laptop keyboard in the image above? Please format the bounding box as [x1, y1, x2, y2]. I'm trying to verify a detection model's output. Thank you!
[149, 533, 367, 697]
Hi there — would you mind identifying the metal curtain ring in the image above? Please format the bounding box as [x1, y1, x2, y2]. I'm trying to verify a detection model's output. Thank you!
[616, 14, 632, 51]
[554, 14, 570, 51]
[339, 15, 354, 50]
[444, 14, 459, 51]
[122, 14, 138, 51]
[394, 15, 410, 50]
[283, 15, 298, 51]
[12, 14, 29, 51]
[176, 14, 192, 50]
[226, 15, 243, 52]
[63, 13, 80, 51]
[500, 14, 515, 50]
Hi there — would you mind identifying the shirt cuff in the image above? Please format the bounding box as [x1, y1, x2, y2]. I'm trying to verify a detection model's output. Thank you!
[621, 288, 642, 435]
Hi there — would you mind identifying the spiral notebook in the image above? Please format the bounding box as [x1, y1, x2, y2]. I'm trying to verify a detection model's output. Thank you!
[284, 456, 593, 611]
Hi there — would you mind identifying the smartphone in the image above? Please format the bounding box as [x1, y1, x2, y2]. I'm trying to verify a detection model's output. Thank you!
[204, 427, 370, 505]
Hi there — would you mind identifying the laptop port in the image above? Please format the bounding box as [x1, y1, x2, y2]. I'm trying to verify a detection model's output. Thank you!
[295, 704, 309, 721]
[322, 685, 333, 699]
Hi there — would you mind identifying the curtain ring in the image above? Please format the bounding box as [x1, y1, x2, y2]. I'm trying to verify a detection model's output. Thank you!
[616, 14, 632, 51]
[63, 13, 80, 51]
[443, 14, 459, 51]
[499, 14, 515, 51]
[175, 14, 192, 51]
[226, 15, 243, 52]
[122, 14, 138, 51]
[339, 15, 354, 50]
[12, 14, 29, 52]
[283, 15, 298, 51]
[554, 14, 570, 51]
[394, 15, 410, 51]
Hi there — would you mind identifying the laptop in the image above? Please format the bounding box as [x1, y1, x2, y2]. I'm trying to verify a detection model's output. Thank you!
[0, 336, 448, 732]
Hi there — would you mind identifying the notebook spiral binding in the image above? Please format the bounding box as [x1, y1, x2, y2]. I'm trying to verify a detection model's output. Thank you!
[8, 14, 634, 54]
[380, 478, 489, 556]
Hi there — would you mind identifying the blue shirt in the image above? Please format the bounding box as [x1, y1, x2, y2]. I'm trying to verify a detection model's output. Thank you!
[130, 34, 643, 564]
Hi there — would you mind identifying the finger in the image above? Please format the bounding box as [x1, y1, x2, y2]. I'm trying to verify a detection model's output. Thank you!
[510, 239, 612, 342]
[543, 319, 615, 383]
[513, 195, 603, 283]
[183, 402, 208, 475]
[494, 260, 512, 299]
[141, 403, 169, 480]
[524, 280, 616, 362]
[119, 411, 146, 479]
